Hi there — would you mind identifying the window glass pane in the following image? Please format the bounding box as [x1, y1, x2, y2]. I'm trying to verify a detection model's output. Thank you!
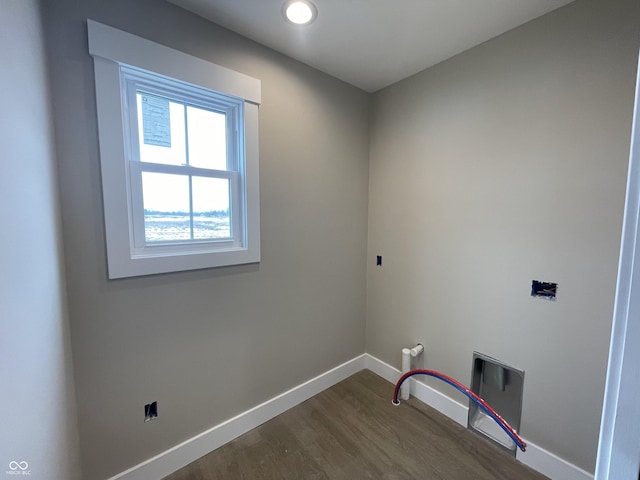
[187, 105, 227, 170]
[137, 92, 186, 166]
[142, 172, 190, 242]
[192, 177, 230, 239]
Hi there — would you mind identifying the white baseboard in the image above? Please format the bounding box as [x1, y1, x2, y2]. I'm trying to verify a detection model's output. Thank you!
[106, 354, 366, 480]
[364, 354, 594, 480]
[517, 440, 595, 480]
[107, 352, 593, 480]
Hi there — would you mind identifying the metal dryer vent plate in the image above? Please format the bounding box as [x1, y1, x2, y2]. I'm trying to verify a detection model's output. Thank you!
[468, 352, 524, 456]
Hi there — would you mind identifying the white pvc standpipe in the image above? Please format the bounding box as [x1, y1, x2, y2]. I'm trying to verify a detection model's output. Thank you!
[401, 348, 411, 400]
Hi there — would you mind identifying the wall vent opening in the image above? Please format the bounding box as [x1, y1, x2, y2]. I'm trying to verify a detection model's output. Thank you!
[468, 352, 524, 456]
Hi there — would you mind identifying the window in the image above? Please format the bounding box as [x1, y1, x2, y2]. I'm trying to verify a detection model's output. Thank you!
[124, 69, 243, 252]
[88, 21, 261, 278]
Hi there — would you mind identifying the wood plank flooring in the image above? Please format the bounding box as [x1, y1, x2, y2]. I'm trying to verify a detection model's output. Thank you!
[162, 370, 549, 480]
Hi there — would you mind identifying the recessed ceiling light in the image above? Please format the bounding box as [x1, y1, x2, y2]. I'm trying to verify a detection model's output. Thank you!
[282, 0, 317, 26]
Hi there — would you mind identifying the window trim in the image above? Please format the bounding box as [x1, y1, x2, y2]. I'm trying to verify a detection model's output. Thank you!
[88, 20, 261, 278]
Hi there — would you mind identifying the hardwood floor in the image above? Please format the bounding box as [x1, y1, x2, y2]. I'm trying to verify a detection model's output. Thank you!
[162, 370, 549, 480]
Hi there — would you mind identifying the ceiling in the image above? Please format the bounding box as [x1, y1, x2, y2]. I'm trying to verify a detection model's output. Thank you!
[167, 0, 576, 93]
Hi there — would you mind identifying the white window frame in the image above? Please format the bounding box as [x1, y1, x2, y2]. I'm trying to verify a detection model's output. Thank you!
[88, 20, 261, 279]
[123, 68, 244, 254]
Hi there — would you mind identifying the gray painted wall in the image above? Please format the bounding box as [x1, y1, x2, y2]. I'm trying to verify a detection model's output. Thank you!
[0, 1, 82, 479]
[42, 0, 370, 478]
[367, 0, 640, 472]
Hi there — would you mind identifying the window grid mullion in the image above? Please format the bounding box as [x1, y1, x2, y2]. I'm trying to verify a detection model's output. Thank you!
[188, 176, 194, 240]
[183, 103, 195, 240]
[137, 161, 233, 178]
[183, 103, 190, 167]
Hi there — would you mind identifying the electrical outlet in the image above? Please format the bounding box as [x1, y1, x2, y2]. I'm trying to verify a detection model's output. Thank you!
[531, 280, 557, 301]
[144, 401, 158, 422]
